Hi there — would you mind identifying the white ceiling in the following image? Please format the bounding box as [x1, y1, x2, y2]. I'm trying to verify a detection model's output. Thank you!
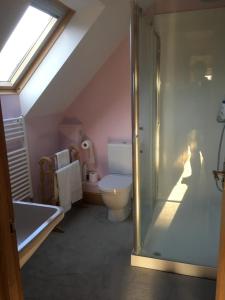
[61, 0, 100, 11]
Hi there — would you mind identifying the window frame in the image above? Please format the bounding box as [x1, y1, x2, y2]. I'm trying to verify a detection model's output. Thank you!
[0, 1, 74, 94]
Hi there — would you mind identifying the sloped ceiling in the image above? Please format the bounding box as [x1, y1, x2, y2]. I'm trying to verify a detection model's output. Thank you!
[63, 0, 101, 10]
[20, 0, 131, 117]
[20, 0, 104, 117]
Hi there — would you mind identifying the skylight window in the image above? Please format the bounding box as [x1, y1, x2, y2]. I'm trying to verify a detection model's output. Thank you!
[0, 6, 57, 83]
[0, 1, 73, 92]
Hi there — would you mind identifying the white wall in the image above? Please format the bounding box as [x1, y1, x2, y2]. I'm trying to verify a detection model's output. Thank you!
[155, 8, 225, 205]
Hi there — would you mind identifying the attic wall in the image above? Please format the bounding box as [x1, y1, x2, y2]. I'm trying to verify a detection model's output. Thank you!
[0, 94, 61, 202]
[0, 1, 131, 200]
[0, 95, 21, 119]
[25, 35, 131, 201]
[63, 37, 131, 177]
[20, 0, 105, 117]
[21, 0, 130, 118]
[25, 114, 63, 201]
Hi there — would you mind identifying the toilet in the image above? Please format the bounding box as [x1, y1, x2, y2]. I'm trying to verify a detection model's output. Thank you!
[98, 143, 132, 222]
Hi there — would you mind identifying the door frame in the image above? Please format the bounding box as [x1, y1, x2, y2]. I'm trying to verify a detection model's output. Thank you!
[131, 0, 142, 255]
[0, 100, 23, 300]
[216, 183, 225, 300]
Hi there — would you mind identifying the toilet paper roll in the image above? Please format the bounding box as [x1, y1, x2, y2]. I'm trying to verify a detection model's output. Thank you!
[81, 139, 91, 150]
[81, 139, 96, 165]
[89, 171, 98, 183]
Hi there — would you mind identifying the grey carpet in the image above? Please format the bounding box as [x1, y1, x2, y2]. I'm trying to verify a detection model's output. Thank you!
[21, 203, 216, 300]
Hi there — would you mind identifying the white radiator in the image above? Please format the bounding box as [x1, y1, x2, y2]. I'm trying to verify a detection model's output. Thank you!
[3, 117, 33, 201]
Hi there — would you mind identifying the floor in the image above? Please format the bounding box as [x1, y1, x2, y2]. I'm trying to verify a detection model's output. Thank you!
[22, 203, 216, 300]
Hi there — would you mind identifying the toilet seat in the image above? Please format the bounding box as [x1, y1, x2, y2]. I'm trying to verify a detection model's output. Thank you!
[98, 174, 132, 192]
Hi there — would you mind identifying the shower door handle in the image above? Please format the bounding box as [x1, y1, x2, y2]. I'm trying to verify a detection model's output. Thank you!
[213, 170, 225, 180]
[139, 126, 144, 154]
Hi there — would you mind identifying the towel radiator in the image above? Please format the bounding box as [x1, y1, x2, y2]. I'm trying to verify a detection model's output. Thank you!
[3, 116, 33, 201]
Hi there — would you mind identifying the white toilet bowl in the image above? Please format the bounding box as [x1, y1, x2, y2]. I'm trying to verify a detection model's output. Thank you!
[98, 174, 132, 222]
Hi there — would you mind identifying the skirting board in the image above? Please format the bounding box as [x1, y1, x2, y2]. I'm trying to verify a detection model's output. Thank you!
[83, 192, 104, 206]
[131, 253, 216, 279]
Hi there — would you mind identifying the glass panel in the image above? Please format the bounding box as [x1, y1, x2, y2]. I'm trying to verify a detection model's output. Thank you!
[0, 6, 57, 83]
[137, 3, 224, 268]
[138, 15, 158, 245]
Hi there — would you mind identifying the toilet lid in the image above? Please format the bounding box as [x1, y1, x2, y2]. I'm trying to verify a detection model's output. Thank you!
[98, 174, 132, 191]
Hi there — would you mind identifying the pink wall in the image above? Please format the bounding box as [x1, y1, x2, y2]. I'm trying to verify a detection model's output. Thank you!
[25, 114, 63, 200]
[0, 95, 21, 119]
[63, 37, 131, 177]
[0, 94, 62, 201]
[1, 36, 131, 199]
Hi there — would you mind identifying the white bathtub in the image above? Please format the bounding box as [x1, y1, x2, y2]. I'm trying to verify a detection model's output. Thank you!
[13, 201, 64, 267]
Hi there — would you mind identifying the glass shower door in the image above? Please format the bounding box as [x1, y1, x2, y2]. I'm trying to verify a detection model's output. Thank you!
[131, 1, 158, 254]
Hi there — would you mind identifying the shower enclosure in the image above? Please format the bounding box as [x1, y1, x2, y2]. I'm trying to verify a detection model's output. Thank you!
[131, 0, 225, 280]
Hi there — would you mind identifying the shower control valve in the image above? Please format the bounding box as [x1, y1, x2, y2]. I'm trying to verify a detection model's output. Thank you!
[213, 170, 225, 181]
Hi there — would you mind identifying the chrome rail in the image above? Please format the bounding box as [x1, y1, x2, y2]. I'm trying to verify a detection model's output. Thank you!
[130, 1, 142, 254]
